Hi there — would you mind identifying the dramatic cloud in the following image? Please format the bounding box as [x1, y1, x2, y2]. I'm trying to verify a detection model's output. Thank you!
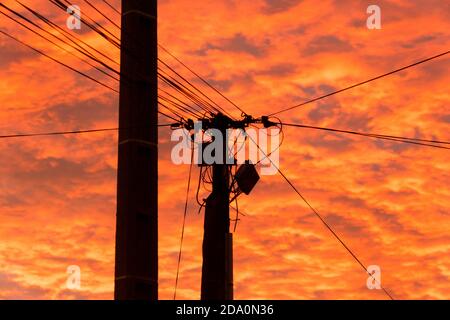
[262, 0, 303, 14]
[195, 33, 268, 57]
[0, 0, 449, 300]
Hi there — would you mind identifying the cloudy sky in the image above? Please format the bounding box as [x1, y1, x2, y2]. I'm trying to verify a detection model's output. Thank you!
[0, 0, 449, 299]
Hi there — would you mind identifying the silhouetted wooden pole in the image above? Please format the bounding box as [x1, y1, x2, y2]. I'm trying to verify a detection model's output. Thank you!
[201, 114, 234, 300]
[115, 0, 158, 300]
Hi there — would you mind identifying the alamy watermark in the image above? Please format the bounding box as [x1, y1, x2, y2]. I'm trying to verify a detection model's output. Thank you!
[171, 121, 280, 176]
[66, 265, 81, 290]
[366, 265, 381, 290]
[367, 5, 382, 30]
[66, 5, 81, 30]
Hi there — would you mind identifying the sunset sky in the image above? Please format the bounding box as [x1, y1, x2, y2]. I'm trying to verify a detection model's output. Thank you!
[0, 0, 449, 299]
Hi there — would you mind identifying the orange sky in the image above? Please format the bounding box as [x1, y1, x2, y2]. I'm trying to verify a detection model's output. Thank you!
[0, 0, 449, 299]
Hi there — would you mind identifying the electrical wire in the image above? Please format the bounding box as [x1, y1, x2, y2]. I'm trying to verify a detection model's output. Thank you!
[247, 134, 395, 300]
[101, 0, 120, 16]
[230, 169, 240, 232]
[276, 166, 395, 300]
[80, 2, 245, 120]
[17, 1, 120, 67]
[269, 50, 450, 116]
[65, 0, 228, 120]
[230, 205, 247, 217]
[281, 123, 450, 150]
[159, 87, 207, 118]
[4, 0, 423, 299]
[159, 43, 249, 117]
[158, 59, 234, 118]
[48, 0, 121, 48]
[83, 0, 121, 31]
[196, 166, 206, 207]
[23, 0, 246, 123]
[0, 124, 176, 140]
[254, 118, 285, 165]
[0, 28, 119, 93]
[0, 13, 192, 121]
[158, 93, 204, 119]
[158, 64, 222, 116]
[158, 100, 188, 121]
[173, 141, 195, 300]
[0, 4, 120, 81]
[41, 0, 240, 121]
[158, 70, 218, 116]
[57, 0, 121, 44]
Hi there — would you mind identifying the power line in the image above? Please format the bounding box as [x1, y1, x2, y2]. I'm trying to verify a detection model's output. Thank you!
[159, 44, 249, 117]
[12, 1, 446, 151]
[101, 0, 120, 16]
[158, 70, 219, 116]
[0, 28, 119, 92]
[83, 0, 121, 31]
[158, 100, 189, 121]
[3, 0, 424, 300]
[87, 2, 246, 118]
[58, 1, 225, 119]
[8, 1, 124, 81]
[158, 106, 184, 123]
[269, 50, 450, 116]
[18, 1, 120, 67]
[158, 56, 235, 117]
[281, 123, 450, 150]
[48, 0, 121, 48]
[0, 21, 190, 121]
[0, 124, 175, 140]
[0, 4, 120, 81]
[174, 143, 195, 300]
[0, 31, 195, 122]
[159, 94, 202, 119]
[96, 2, 244, 118]
[57, 0, 121, 44]
[40, 0, 241, 120]
[159, 90, 205, 119]
[159, 87, 207, 117]
[247, 134, 394, 300]
[276, 167, 395, 300]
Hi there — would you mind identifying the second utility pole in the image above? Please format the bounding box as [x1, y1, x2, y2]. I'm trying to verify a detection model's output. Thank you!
[115, 0, 158, 300]
[201, 114, 234, 300]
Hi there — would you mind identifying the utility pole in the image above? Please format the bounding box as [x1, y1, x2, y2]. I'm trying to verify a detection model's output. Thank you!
[201, 114, 234, 300]
[199, 113, 264, 300]
[115, 0, 158, 300]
